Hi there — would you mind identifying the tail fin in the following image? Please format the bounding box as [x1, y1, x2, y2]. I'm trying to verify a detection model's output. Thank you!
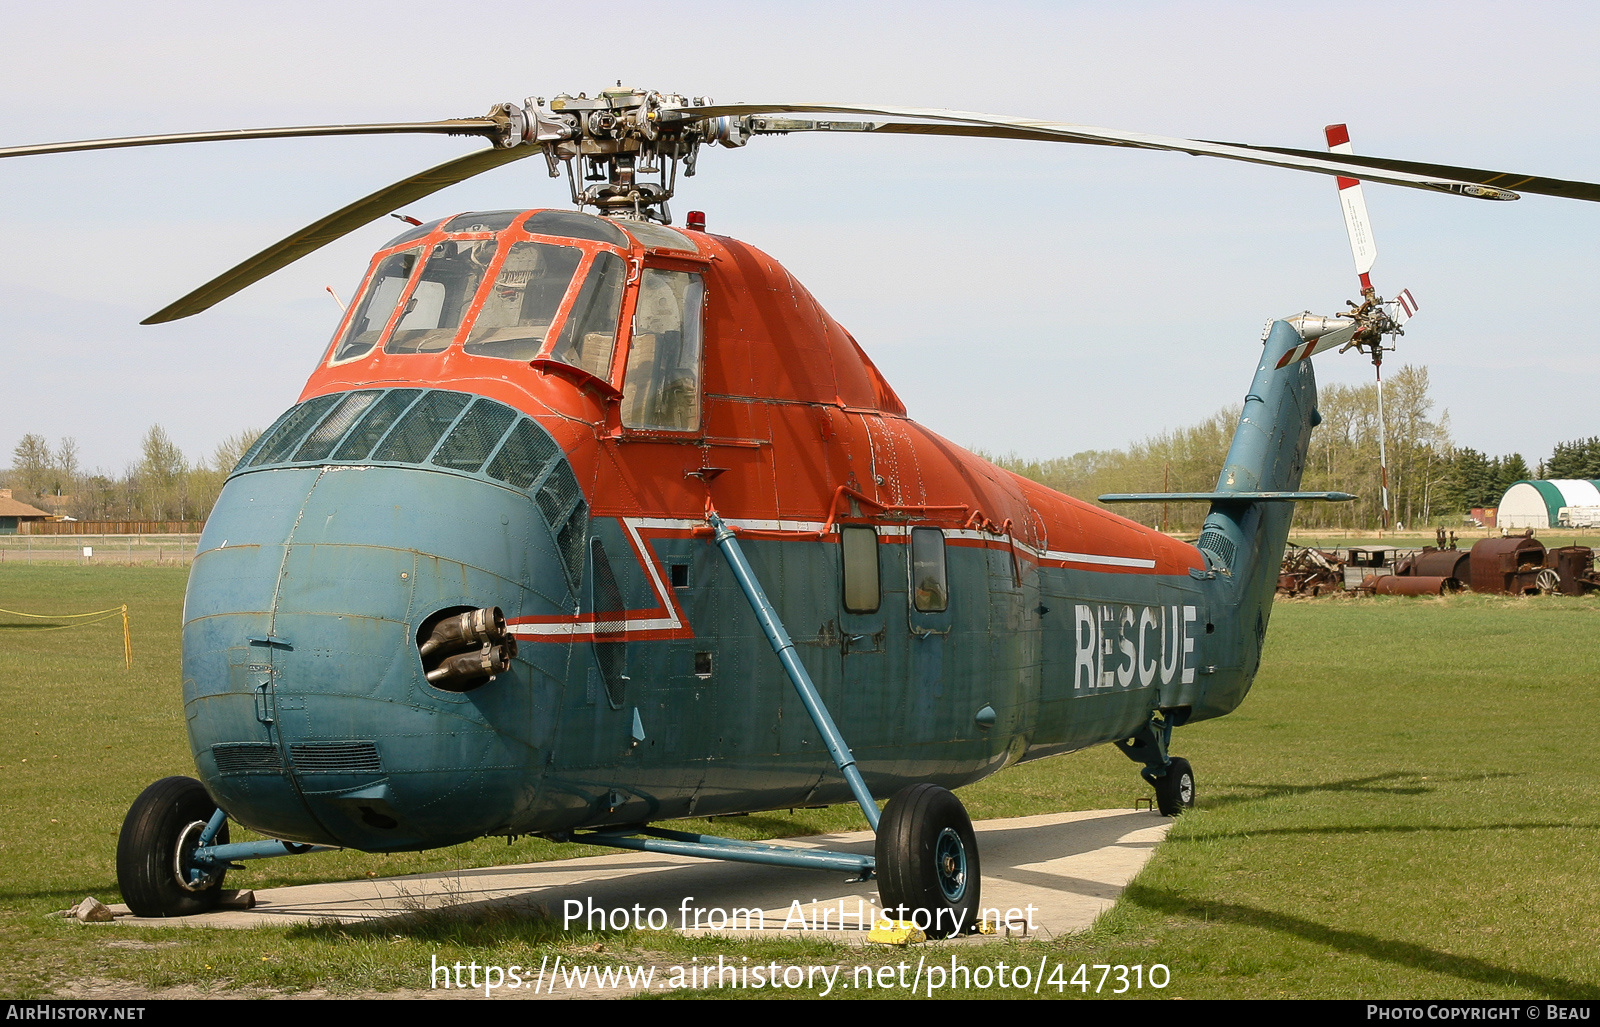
[1097, 320, 1341, 720]
[1191, 320, 1321, 711]
[1198, 320, 1321, 582]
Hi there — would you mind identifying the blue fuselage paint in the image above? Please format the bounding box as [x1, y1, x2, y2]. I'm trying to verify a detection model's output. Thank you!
[183, 324, 1318, 853]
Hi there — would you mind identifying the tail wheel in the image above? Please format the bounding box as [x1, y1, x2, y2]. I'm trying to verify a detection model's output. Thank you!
[1153, 757, 1195, 817]
[116, 776, 229, 917]
[875, 783, 981, 938]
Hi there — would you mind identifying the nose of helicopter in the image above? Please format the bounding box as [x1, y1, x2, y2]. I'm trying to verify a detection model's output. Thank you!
[181, 443, 584, 851]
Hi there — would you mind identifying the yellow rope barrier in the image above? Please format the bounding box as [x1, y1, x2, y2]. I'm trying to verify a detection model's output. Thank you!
[0, 605, 126, 619]
[0, 604, 133, 669]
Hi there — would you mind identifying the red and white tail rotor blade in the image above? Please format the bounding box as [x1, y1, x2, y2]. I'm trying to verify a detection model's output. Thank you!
[1387, 287, 1419, 326]
[1327, 124, 1378, 291]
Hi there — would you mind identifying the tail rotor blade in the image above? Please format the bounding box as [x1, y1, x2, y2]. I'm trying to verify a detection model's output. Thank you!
[1387, 288, 1419, 326]
[1326, 124, 1378, 290]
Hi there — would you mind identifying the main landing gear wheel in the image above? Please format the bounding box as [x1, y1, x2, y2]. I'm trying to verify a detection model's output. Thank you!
[875, 783, 981, 939]
[1151, 757, 1195, 817]
[116, 776, 229, 917]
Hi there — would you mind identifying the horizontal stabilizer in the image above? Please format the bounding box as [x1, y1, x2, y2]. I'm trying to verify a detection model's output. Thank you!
[1099, 491, 1357, 504]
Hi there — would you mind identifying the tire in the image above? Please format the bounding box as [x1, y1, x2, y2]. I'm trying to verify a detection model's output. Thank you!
[875, 783, 981, 938]
[1153, 757, 1195, 817]
[116, 776, 229, 917]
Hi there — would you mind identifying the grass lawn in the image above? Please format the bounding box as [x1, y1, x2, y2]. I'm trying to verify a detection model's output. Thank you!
[1, 567, 1597, 999]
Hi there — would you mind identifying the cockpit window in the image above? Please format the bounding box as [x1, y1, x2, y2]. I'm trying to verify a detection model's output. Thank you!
[522, 210, 630, 247]
[618, 220, 699, 253]
[385, 239, 499, 354]
[330, 248, 421, 363]
[443, 210, 521, 234]
[547, 251, 627, 380]
[621, 270, 704, 431]
[463, 242, 583, 361]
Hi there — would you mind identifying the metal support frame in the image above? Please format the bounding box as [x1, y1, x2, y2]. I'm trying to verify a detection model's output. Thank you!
[1115, 709, 1176, 784]
[191, 820, 339, 873]
[577, 826, 873, 875]
[707, 511, 881, 831]
[555, 512, 884, 881]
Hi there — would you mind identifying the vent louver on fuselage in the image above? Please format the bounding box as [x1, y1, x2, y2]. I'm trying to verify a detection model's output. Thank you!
[289, 741, 383, 774]
[211, 742, 283, 775]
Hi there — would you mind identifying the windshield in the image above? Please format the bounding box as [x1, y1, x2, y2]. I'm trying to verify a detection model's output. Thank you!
[463, 241, 583, 361]
[385, 239, 499, 354]
[330, 248, 420, 362]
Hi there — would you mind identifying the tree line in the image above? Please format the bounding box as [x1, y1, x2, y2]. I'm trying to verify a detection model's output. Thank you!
[992, 366, 1577, 532]
[4, 426, 260, 523]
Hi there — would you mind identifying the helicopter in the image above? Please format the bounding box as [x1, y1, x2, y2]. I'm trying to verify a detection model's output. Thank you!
[7, 88, 1598, 936]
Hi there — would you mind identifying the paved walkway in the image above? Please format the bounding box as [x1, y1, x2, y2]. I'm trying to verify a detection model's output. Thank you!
[112, 808, 1170, 942]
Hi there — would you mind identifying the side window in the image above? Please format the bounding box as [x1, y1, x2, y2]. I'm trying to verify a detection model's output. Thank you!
[331, 249, 420, 362]
[548, 251, 626, 378]
[910, 528, 948, 613]
[386, 239, 499, 354]
[841, 526, 880, 614]
[621, 269, 705, 431]
[464, 241, 583, 361]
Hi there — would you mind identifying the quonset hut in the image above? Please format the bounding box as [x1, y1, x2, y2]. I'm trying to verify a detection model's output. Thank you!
[1496, 480, 1600, 529]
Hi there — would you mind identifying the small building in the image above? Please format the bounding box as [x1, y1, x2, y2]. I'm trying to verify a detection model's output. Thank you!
[0, 488, 52, 534]
[1497, 480, 1600, 530]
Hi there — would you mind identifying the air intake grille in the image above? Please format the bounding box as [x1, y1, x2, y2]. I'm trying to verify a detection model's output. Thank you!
[538, 462, 582, 524]
[1197, 530, 1236, 571]
[432, 399, 519, 472]
[557, 504, 589, 586]
[289, 741, 382, 774]
[486, 419, 558, 489]
[591, 538, 628, 709]
[372, 391, 471, 463]
[212, 742, 283, 774]
[234, 389, 568, 504]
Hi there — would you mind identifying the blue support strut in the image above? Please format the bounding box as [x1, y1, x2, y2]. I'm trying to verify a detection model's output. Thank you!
[707, 512, 881, 832]
[578, 827, 873, 875]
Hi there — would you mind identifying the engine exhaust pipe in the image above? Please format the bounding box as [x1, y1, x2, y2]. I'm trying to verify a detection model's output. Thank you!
[417, 607, 515, 691]
[419, 606, 507, 660]
[425, 639, 517, 690]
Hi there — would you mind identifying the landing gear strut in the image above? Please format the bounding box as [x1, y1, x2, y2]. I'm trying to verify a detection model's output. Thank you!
[1116, 710, 1196, 817]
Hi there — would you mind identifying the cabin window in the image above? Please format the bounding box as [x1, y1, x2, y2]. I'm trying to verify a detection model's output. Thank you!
[331, 248, 421, 362]
[621, 270, 705, 431]
[385, 239, 499, 354]
[910, 528, 948, 613]
[463, 242, 583, 361]
[547, 251, 627, 379]
[841, 526, 881, 614]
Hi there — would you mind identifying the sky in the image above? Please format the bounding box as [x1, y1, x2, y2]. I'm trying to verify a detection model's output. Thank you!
[2, 1, 1597, 474]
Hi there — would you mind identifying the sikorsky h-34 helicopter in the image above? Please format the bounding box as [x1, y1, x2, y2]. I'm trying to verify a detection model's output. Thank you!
[9, 89, 1599, 935]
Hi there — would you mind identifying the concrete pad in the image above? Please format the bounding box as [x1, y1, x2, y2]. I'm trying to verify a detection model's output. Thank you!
[111, 808, 1169, 942]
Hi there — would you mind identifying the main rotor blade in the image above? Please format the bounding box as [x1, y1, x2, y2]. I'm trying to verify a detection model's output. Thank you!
[0, 119, 499, 160]
[1212, 142, 1600, 204]
[142, 144, 536, 324]
[676, 102, 1531, 200]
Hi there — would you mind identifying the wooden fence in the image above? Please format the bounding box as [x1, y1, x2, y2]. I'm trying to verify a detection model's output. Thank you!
[23, 520, 205, 535]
